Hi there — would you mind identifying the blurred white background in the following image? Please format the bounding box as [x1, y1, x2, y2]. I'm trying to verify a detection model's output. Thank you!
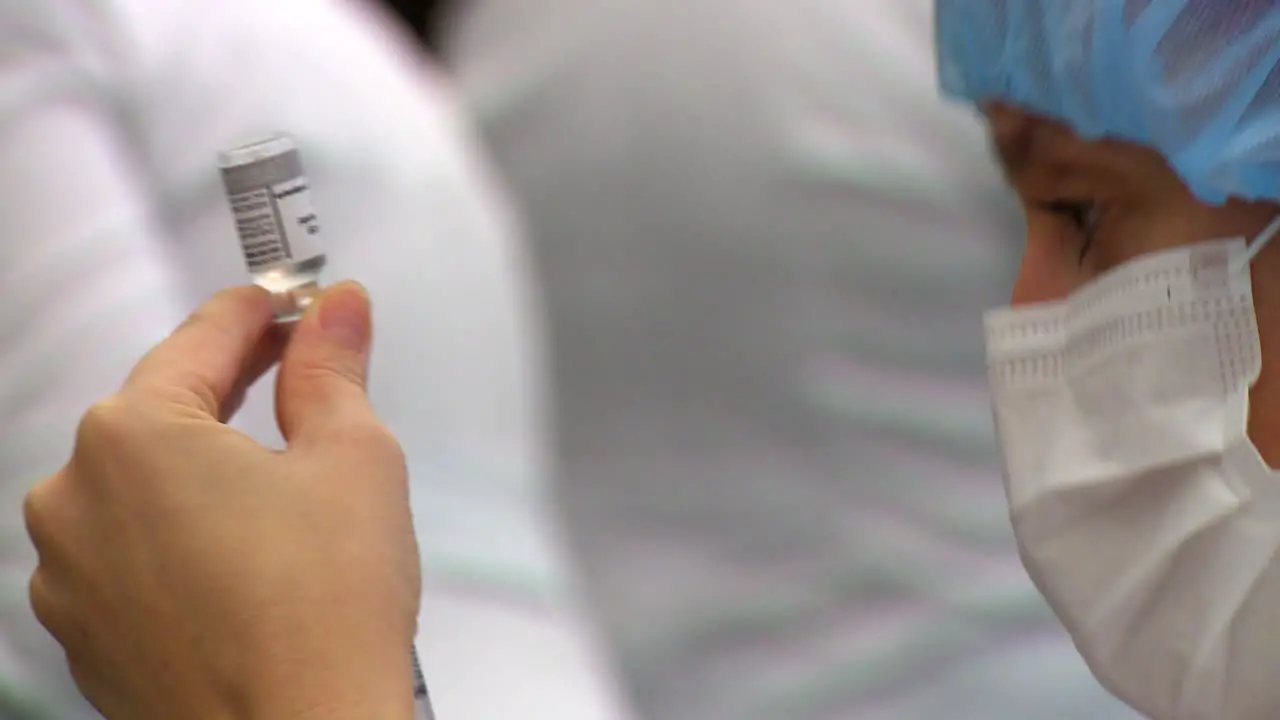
[444, 2, 1140, 718]
[0, 0, 1152, 717]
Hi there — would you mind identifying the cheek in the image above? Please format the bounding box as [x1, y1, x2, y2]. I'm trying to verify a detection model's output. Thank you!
[1010, 217, 1080, 306]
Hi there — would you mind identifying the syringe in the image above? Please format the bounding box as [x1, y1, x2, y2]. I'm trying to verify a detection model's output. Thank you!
[412, 643, 436, 719]
[219, 134, 436, 720]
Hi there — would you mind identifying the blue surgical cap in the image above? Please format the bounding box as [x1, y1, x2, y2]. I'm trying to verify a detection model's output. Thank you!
[935, 1, 1280, 206]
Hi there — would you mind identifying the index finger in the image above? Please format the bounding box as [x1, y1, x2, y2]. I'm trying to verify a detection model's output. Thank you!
[123, 286, 278, 418]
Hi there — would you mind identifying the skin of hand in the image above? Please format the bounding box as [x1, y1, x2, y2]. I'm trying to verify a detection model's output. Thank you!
[23, 283, 421, 720]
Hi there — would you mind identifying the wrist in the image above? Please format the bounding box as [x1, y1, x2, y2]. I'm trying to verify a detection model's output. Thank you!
[236, 642, 416, 720]
[256, 682, 415, 720]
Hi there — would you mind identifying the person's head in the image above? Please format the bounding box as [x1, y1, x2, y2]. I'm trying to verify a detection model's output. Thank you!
[936, 0, 1280, 461]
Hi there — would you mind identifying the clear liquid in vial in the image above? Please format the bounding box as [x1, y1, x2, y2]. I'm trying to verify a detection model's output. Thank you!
[252, 255, 326, 323]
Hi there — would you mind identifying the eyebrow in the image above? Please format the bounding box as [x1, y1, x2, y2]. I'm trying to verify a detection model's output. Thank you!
[987, 115, 1120, 196]
[991, 126, 1032, 183]
[989, 113, 1170, 203]
[988, 130, 1029, 181]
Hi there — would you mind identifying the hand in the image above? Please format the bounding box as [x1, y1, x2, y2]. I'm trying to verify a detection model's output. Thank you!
[24, 283, 421, 720]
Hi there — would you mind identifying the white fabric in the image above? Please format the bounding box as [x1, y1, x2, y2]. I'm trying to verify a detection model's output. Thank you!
[988, 236, 1280, 720]
[0, 0, 626, 717]
[417, 579, 633, 720]
[448, 2, 1137, 718]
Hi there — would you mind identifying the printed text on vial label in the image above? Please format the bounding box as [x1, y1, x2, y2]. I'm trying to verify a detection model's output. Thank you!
[229, 180, 323, 270]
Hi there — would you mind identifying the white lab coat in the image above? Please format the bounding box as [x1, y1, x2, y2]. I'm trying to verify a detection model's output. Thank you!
[448, 2, 1139, 718]
[0, 0, 627, 717]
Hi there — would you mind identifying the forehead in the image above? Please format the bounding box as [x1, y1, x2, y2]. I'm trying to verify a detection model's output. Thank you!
[981, 104, 1182, 198]
[984, 104, 1084, 178]
[985, 106, 1035, 178]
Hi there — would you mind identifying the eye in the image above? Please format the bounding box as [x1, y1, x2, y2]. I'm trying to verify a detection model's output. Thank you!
[1039, 200, 1100, 263]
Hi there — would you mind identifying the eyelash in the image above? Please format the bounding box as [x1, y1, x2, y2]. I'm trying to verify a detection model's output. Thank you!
[1041, 200, 1100, 264]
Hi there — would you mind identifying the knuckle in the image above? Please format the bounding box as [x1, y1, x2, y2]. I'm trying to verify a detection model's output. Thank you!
[65, 659, 100, 707]
[74, 395, 137, 451]
[177, 292, 243, 340]
[28, 571, 64, 641]
[146, 379, 221, 421]
[353, 421, 405, 459]
[23, 479, 56, 552]
[295, 356, 367, 391]
[331, 419, 406, 466]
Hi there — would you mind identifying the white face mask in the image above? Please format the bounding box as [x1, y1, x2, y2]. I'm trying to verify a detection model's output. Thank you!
[986, 218, 1280, 720]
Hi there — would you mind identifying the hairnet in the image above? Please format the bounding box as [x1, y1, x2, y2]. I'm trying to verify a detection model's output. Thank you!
[934, 0, 1280, 206]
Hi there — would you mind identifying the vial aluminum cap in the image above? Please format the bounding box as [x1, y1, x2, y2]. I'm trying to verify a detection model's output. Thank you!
[217, 133, 298, 169]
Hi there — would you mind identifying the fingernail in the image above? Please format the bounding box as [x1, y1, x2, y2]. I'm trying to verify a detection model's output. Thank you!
[318, 281, 371, 352]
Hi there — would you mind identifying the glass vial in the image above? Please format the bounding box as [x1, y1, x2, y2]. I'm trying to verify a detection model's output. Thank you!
[218, 134, 326, 323]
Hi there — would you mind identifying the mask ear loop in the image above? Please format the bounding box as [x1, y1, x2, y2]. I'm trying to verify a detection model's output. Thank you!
[1233, 214, 1280, 273]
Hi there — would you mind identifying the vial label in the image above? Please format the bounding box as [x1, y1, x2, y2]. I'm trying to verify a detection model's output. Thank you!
[269, 178, 323, 263]
[226, 180, 322, 271]
[220, 140, 324, 274]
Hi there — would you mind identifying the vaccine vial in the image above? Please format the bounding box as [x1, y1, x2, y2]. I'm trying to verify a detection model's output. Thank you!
[218, 134, 325, 323]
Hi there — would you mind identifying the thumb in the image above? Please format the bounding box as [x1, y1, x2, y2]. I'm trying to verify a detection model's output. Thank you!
[275, 281, 376, 445]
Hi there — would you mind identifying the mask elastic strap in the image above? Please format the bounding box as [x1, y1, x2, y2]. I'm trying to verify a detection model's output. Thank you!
[1233, 214, 1280, 272]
